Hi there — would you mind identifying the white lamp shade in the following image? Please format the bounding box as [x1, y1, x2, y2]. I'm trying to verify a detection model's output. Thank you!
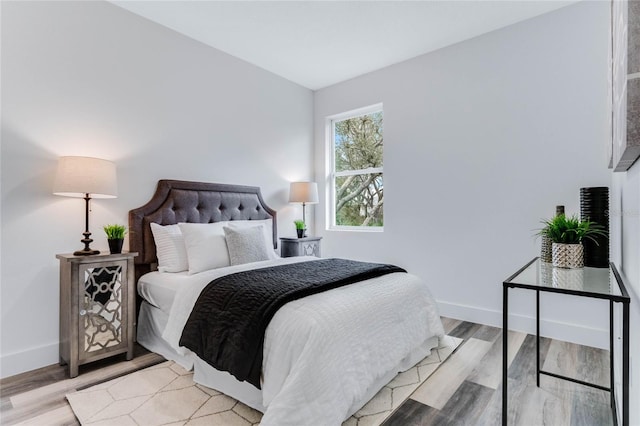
[289, 182, 318, 204]
[53, 156, 118, 198]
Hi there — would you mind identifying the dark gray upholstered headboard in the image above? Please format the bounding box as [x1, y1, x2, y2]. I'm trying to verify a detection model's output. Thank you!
[129, 179, 277, 282]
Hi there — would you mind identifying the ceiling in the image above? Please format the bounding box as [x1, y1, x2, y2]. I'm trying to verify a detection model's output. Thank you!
[111, 1, 577, 90]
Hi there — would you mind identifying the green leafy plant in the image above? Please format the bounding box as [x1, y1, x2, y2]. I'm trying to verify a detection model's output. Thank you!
[294, 220, 306, 230]
[538, 214, 607, 245]
[103, 224, 127, 240]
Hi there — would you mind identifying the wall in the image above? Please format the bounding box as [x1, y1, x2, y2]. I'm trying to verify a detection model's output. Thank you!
[0, 1, 313, 378]
[610, 2, 640, 422]
[314, 2, 612, 348]
[611, 163, 639, 425]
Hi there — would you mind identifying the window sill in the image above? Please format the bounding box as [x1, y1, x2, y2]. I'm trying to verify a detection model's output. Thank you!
[327, 226, 384, 233]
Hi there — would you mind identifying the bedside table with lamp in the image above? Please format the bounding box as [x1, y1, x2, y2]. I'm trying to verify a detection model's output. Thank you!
[285, 181, 322, 257]
[53, 156, 137, 378]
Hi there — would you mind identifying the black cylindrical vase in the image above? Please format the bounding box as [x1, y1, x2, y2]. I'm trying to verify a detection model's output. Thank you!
[580, 187, 609, 268]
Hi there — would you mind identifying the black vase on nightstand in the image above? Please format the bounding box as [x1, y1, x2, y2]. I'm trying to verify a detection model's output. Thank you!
[296, 229, 304, 238]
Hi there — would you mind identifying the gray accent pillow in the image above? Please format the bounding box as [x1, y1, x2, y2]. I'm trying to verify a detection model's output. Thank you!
[223, 225, 271, 266]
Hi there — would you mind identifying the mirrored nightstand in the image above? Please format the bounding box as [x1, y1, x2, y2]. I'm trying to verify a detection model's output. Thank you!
[57, 252, 137, 377]
[280, 237, 322, 258]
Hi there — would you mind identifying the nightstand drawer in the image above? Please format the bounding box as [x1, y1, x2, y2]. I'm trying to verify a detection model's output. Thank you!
[280, 237, 322, 258]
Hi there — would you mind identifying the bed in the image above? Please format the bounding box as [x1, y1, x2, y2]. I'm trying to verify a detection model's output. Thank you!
[129, 179, 444, 425]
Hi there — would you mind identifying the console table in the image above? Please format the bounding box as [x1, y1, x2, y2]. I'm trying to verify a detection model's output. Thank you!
[502, 258, 629, 426]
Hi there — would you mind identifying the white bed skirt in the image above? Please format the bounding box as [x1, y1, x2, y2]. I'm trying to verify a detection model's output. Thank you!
[137, 300, 439, 420]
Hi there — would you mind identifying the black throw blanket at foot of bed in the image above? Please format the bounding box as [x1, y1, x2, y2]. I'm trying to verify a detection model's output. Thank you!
[179, 258, 406, 388]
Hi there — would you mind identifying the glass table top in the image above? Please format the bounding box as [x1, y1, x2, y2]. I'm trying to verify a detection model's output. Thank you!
[505, 258, 627, 299]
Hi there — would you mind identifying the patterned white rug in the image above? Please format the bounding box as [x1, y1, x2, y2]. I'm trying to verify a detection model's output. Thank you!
[67, 335, 462, 426]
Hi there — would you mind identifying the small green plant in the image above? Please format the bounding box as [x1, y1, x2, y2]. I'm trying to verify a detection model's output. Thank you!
[294, 220, 306, 230]
[103, 224, 127, 240]
[538, 214, 607, 245]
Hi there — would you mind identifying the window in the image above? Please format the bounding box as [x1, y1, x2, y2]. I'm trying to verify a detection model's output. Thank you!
[328, 104, 383, 230]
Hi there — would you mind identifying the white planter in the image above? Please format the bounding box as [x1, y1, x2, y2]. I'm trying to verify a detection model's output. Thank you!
[552, 243, 584, 269]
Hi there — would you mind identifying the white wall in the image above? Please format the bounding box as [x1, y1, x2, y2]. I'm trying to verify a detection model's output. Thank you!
[611, 163, 640, 425]
[0, 1, 313, 378]
[314, 2, 612, 348]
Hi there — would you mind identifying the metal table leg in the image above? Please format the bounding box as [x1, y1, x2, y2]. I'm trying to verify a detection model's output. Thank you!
[536, 289, 540, 387]
[502, 285, 508, 426]
[623, 300, 629, 426]
[610, 300, 615, 410]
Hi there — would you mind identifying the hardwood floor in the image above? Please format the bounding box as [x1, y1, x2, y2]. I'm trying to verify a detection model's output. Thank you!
[0, 345, 164, 425]
[383, 318, 612, 426]
[0, 318, 612, 426]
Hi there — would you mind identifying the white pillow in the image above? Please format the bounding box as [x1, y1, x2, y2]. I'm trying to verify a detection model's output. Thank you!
[223, 226, 271, 266]
[226, 219, 278, 260]
[150, 223, 189, 273]
[178, 222, 231, 274]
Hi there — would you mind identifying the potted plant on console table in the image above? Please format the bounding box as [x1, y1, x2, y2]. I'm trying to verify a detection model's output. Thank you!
[538, 214, 607, 269]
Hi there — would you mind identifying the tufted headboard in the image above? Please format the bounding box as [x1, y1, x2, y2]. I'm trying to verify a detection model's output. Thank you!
[129, 179, 277, 283]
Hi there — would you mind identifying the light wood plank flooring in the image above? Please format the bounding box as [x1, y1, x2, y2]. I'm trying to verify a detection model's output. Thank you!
[0, 318, 612, 426]
[0, 346, 164, 425]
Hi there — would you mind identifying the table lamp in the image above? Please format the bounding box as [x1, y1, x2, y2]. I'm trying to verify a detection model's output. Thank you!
[53, 156, 118, 255]
[289, 182, 318, 236]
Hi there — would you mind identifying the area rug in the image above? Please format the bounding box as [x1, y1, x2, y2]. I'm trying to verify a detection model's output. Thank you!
[66, 335, 462, 426]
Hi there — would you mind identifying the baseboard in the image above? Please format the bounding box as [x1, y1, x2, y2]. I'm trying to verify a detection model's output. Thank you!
[0, 341, 58, 379]
[438, 300, 609, 349]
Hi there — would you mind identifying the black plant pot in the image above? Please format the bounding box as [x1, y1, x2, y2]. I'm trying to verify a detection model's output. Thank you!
[108, 239, 124, 254]
[296, 229, 304, 238]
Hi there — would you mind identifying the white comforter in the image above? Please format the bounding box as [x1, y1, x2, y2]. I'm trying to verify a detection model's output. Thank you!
[163, 256, 444, 425]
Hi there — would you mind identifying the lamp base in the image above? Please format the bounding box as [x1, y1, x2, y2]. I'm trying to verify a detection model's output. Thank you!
[74, 230, 99, 256]
[74, 248, 100, 256]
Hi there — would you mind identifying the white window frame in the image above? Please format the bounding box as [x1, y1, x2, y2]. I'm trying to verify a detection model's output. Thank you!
[326, 103, 384, 232]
